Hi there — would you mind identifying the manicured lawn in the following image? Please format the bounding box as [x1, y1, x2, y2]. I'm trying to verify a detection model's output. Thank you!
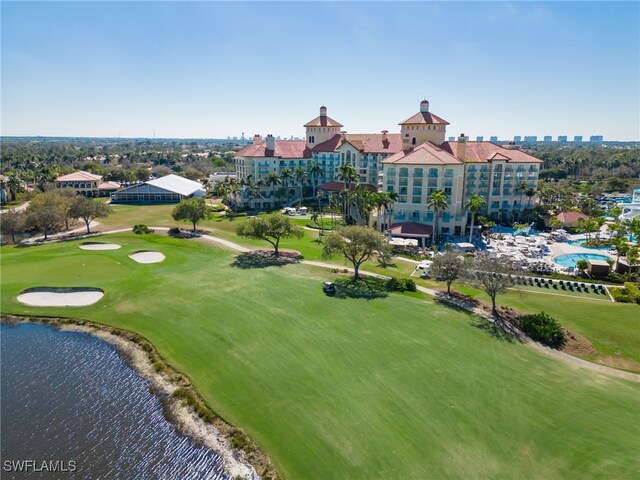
[1, 234, 639, 479]
[458, 286, 640, 371]
[98, 205, 640, 370]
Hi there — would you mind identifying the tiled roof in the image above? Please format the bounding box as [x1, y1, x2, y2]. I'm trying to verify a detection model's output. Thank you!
[317, 181, 377, 193]
[303, 116, 343, 128]
[313, 133, 403, 154]
[235, 141, 311, 159]
[399, 112, 449, 125]
[381, 142, 462, 165]
[386, 222, 433, 236]
[98, 181, 121, 190]
[56, 171, 102, 182]
[441, 142, 543, 164]
[555, 211, 589, 224]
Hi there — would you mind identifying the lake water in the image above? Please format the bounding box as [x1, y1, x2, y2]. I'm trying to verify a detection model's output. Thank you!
[1, 322, 229, 479]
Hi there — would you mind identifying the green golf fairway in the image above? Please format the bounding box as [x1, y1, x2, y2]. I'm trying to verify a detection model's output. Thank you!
[2, 234, 638, 479]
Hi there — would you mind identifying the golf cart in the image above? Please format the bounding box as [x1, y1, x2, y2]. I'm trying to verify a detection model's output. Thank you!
[322, 281, 336, 295]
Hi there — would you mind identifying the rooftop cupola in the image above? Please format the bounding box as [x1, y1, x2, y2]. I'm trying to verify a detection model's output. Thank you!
[304, 105, 344, 149]
[420, 100, 430, 113]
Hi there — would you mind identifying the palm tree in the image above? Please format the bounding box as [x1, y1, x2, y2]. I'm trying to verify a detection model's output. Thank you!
[308, 161, 324, 199]
[293, 167, 309, 204]
[549, 216, 562, 232]
[280, 167, 293, 206]
[428, 190, 449, 244]
[337, 163, 359, 217]
[465, 193, 485, 243]
[379, 191, 398, 232]
[516, 180, 529, 211]
[265, 172, 281, 208]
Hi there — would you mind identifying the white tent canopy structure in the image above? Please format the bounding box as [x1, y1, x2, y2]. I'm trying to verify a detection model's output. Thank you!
[111, 174, 205, 204]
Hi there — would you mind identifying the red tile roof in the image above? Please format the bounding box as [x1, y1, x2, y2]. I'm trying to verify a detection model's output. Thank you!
[441, 142, 543, 164]
[399, 112, 449, 125]
[98, 181, 121, 190]
[56, 171, 102, 182]
[387, 222, 433, 236]
[303, 116, 343, 128]
[235, 141, 311, 159]
[313, 133, 403, 154]
[381, 142, 462, 165]
[555, 211, 589, 224]
[317, 181, 378, 193]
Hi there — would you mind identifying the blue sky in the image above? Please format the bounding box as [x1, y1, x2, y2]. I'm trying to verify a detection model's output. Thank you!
[2, 1, 639, 140]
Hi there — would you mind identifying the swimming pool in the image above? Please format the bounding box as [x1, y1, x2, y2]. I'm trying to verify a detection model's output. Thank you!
[554, 253, 611, 269]
[567, 240, 613, 250]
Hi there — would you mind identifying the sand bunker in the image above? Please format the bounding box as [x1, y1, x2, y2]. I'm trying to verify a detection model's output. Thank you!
[17, 287, 104, 307]
[79, 242, 121, 251]
[129, 250, 165, 264]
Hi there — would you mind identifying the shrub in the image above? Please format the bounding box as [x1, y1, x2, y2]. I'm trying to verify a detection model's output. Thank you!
[133, 224, 153, 234]
[518, 312, 565, 348]
[610, 282, 640, 303]
[385, 277, 417, 292]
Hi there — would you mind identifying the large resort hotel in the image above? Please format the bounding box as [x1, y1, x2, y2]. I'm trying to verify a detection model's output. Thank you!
[235, 100, 542, 241]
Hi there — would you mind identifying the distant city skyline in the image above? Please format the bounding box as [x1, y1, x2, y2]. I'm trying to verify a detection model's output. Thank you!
[2, 2, 639, 140]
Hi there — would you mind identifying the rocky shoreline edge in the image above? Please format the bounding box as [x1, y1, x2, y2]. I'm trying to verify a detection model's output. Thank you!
[1, 314, 278, 480]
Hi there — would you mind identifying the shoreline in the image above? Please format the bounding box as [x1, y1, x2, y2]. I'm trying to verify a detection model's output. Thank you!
[1, 314, 277, 480]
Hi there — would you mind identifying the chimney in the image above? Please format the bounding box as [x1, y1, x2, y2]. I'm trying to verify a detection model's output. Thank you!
[266, 134, 275, 151]
[420, 99, 429, 113]
[381, 130, 388, 141]
[402, 134, 411, 151]
[253, 134, 262, 145]
[341, 131, 347, 142]
[320, 105, 327, 117]
[456, 133, 467, 161]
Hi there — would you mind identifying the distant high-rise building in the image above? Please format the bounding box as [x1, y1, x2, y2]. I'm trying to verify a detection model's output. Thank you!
[448, 136, 455, 142]
[476, 136, 483, 141]
[590, 135, 604, 143]
[558, 136, 567, 142]
[524, 136, 537, 143]
[574, 136, 583, 143]
[490, 136, 498, 143]
[514, 136, 522, 143]
[543, 136, 552, 143]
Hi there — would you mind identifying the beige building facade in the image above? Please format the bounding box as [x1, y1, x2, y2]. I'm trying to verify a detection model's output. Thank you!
[234, 101, 542, 238]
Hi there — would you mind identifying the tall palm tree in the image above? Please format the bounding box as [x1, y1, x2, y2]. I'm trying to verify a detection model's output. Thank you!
[280, 167, 293, 206]
[428, 190, 449, 244]
[378, 191, 398, 232]
[293, 167, 309, 204]
[308, 161, 324, 199]
[516, 180, 529, 211]
[337, 163, 359, 217]
[265, 172, 281, 208]
[465, 193, 485, 243]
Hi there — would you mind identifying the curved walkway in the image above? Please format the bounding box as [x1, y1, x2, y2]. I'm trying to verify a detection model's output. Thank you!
[32, 225, 640, 383]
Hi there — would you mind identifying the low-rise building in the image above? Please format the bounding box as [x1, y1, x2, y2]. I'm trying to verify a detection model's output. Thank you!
[55, 171, 119, 197]
[111, 174, 205, 204]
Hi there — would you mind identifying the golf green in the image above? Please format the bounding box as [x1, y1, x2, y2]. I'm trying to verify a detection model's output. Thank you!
[1, 233, 638, 479]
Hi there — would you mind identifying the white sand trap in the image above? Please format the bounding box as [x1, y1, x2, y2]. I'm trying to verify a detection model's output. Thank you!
[80, 242, 121, 251]
[17, 287, 104, 307]
[129, 250, 165, 264]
